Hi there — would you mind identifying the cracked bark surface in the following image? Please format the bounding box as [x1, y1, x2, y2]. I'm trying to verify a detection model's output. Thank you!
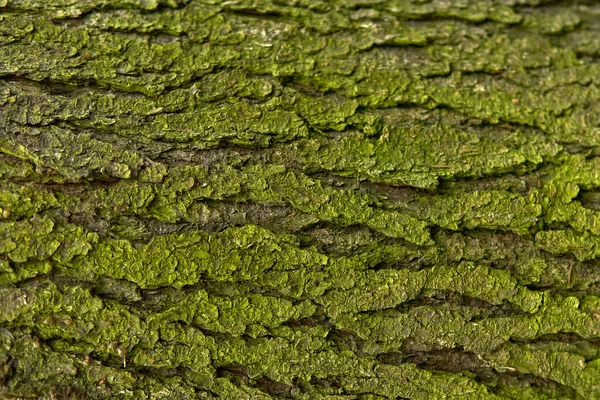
[1, 0, 600, 398]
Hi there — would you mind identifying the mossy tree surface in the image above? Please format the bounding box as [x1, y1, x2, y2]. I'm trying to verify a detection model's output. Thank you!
[1, 0, 600, 398]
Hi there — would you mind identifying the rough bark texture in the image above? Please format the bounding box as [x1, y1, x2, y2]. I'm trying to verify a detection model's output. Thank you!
[1, 0, 600, 398]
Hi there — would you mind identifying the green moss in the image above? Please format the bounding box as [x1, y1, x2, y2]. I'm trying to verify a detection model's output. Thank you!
[2, 0, 600, 398]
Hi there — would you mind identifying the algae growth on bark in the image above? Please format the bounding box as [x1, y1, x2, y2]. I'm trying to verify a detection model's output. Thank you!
[1, 0, 600, 398]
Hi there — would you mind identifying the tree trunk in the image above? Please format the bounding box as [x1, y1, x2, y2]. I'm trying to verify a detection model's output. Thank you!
[1, 0, 600, 398]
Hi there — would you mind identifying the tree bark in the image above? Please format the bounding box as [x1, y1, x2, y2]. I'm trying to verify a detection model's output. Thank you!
[1, 0, 600, 398]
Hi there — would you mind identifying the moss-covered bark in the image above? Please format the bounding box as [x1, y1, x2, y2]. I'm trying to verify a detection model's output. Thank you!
[2, 0, 600, 398]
